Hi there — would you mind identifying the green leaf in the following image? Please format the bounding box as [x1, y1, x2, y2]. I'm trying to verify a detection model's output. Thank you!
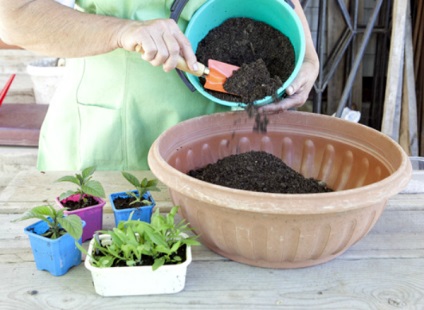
[55, 175, 81, 186]
[122, 172, 141, 189]
[75, 241, 88, 256]
[58, 214, 83, 240]
[12, 205, 55, 222]
[169, 241, 182, 253]
[140, 199, 152, 206]
[82, 180, 105, 198]
[97, 255, 115, 267]
[140, 178, 148, 188]
[150, 208, 164, 228]
[172, 255, 182, 262]
[146, 179, 160, 192]
[59, 190, 76, 201]
[122, 244, 136, 260]
[112, 228, 128, 246]
[152, 257, 165, 271]
[144, 229, 168, 248]
[155, 244, 172, 255]
[182, 238, 200, 246]
[82, 166, 96, 179]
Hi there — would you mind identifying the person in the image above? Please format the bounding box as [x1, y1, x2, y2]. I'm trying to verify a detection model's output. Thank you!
[0, 0, 319, 171]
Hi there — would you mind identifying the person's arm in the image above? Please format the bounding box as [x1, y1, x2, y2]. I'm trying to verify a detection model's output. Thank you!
[261, 0, 319, 112]
[0, 0, 198, 72]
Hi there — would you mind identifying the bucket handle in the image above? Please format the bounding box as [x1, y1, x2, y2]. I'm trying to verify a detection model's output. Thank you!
[170, 0, 196, 92]
[285, 0, 295, 9]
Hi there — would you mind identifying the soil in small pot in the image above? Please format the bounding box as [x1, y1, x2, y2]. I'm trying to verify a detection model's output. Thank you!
[113, 197, 150, 210]
[196, 17, 295, 103]
[61, 195, 99, 211]
[188, 151, 333, 194]
[27, 227, 66, 239]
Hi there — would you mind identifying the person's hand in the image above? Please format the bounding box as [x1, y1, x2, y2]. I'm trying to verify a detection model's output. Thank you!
[259, 58, 319, 113]
[117, 18, 198, 72]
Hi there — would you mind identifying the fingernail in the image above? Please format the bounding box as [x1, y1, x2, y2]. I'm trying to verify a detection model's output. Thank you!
[192, 62, 199, 71]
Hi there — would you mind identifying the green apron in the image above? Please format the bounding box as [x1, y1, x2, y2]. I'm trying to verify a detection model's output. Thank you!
[37, 0, 228, 171]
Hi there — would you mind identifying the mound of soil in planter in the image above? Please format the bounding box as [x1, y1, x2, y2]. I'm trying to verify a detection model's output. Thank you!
[196, 17, 295, 103]
[188, 151, 333, 194]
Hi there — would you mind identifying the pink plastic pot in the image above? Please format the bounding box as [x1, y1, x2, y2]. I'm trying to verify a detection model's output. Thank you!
[56, 194, 105, 242]
[148, 111, 412, 269]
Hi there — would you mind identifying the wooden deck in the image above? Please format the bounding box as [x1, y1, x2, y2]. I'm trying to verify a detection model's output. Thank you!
[1, 170, 423, 309]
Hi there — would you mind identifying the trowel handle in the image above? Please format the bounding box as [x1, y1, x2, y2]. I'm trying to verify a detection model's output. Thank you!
[135, 44, 208, 77]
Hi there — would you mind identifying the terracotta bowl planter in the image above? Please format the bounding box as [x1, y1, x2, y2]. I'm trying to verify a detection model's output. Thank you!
[148, 111, 412, 269]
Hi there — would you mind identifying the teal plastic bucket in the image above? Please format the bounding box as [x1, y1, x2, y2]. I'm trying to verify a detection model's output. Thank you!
[185, 0, 305, 107]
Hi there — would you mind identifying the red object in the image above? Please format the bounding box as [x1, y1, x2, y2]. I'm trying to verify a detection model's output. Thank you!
[0, 74, 16, 107]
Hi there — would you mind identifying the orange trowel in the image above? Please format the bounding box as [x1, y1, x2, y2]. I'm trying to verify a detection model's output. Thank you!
[135, 45, 239, 93]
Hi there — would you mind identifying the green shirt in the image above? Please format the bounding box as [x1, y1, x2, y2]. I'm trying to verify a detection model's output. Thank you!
[37, 0, 228, 171]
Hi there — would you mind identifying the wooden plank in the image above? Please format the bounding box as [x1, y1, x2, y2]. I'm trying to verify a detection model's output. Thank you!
[326, 1, 347, 114]
[413, 0, 424, 79]
[399, 2, 419, 156]
[0, 258, 423, 309]
[381, 0, 408, 140]
[0, 104, 48, 146]
[1, 169, 424, 308]
[351, 0, 364, 113]
[0, 170, 173, 213]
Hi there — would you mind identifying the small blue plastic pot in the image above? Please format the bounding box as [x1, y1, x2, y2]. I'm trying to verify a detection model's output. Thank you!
[185, 0, 305, 107]
[24, 219, 85, 276]
[110, 190, 156, 226]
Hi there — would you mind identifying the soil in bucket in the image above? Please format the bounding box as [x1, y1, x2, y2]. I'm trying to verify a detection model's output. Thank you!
[196, 17, 295, 104]
[188, 151, 333, 194]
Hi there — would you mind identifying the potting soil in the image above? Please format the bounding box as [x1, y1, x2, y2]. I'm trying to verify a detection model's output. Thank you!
[196, 17, 295, 103]
[188, 151, 333, 194]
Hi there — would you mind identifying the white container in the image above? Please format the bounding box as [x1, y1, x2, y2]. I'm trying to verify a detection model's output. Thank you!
[26, 58, 65, 104]
[85, 235, 192, 296]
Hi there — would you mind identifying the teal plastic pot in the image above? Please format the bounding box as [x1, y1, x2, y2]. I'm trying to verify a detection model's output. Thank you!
[185, 0, 305, 107]
[24, 219, 85, 276]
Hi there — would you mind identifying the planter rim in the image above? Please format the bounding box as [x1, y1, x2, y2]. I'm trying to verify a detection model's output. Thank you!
[148, 111, 412, 215]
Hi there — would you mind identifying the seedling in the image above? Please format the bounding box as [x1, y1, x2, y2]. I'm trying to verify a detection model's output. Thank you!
[121, 172, 159, 206]
[12, 204, 83, 240]
[80, 206, 199, 270]
[56, 166, 106, 206]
